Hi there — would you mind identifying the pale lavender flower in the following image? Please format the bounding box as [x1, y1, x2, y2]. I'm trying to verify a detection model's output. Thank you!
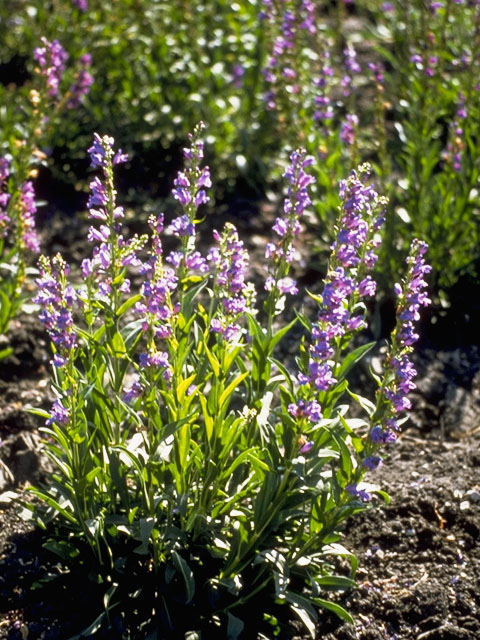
[33, 38, 68, 98]
[264, 149, 315, 300]
[208, 222, 255, 340]
[46, 398, 70, 426]
[19, 181, 40, 253]
[67, 53, 93, 108]
[340, 114, 359, 146]
[34, 254, 77, 356]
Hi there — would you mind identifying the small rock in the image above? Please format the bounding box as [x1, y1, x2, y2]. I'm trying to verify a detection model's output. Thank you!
[459, 501, 470, 511]
[465, 489, 480, 503]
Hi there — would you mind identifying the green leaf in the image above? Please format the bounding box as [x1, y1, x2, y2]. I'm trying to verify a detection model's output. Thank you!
[43, 539, 80, 560]
[227, 612, 245, 640]
[313, 598, 354, 624]
[219, 371, 249, 410]
[284, 592, 318, 639]
[109, 331, 126, 357]
[268, 316, 298, 352]
[203, 340, 220, 377]
[171, 550, 195, 604]
[0, 346, 13, 360]
[315, 575, 356, 591]
[336, 341, 375, 380]
[117, 294, 142, 316]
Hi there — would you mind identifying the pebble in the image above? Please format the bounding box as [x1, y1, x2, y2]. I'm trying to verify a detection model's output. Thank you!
[459, 501, 471, 511]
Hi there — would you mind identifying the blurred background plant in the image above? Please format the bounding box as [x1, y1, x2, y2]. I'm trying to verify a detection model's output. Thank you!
[0, 34, 92, 348]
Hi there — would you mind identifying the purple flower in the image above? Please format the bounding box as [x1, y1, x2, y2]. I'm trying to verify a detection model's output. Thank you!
[261, 0, 316, 109]
[34, 254, 77, 355]
[19, 182, 40, 253]
[88, 133, 113, 169]
[346, 484, 371, 502]
[208, 222, 255, 340]
[369, 240, 430, 455]
[123, 377, 142, 403]
[33, 38, 68, 98]
[302, 165, 386, 393]
[67, 52, 93, 108]
[340, 114, 359, 146]
[265, 149, 315, 303]
[168, 214, 195, 238]
[46, 398, 70, 426]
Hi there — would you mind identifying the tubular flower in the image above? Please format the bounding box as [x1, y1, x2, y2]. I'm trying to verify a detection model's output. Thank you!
[34, 254, 77, 360]
[18, 181, 40, 253]
[208, 222, 256, 341]
[33, 38, 68, 99]
[84, 134, 145, 301]
[368, 239, 431, 449]
[265, 148, 315, 307]
[167, 122, 211, 275]
[305, 165, 386, 392]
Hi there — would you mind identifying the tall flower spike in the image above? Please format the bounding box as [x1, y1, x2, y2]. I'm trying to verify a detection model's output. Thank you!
[167, 122, 210, 275]
[19, 181, 40, 253]
[84, 134, 145, 304]
[34, 254, 77, 366]
[301, 165, 386, 394]
[369, 239, 431, 447]
[208, 222, 256, 342]
[264, 149, 315, 308]
[33, 38, 68, 99]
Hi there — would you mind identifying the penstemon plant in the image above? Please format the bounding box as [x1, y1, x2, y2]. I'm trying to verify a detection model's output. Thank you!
[28, 126, 429, 639]
[0, 37, 93, 349]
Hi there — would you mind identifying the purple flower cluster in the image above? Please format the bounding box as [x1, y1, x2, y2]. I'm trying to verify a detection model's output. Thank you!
[167, 123, 211, 274]
[0, 158, 11, 235]
[34, 254, 77, 365]
[19, 181, 40, 253]
[340, 113, 359, 146]
[46, 398, 70, 427]
[349, 242, 430, 501]
[369, 239, 431, 445]
[208, 222, 255, 341]
[303, 165, 386, 393]
[67, 53, 93, 109]
[313, 50, 334, 123]
[368, 61, 385, 86]
[410, 50, 438, 77]
[83, 134, 140, 299]
[169, 123, 211, 224]
[261, 0, 316, 110]
[135, 213, 178, 341]
[73, 0, 88, 10]
[265, 149, 315, 298]
[341, 45, 361, 97]
[33, 38, 68, 98]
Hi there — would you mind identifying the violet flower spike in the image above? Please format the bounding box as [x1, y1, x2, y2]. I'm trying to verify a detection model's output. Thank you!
[264, 149, 315, 306]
